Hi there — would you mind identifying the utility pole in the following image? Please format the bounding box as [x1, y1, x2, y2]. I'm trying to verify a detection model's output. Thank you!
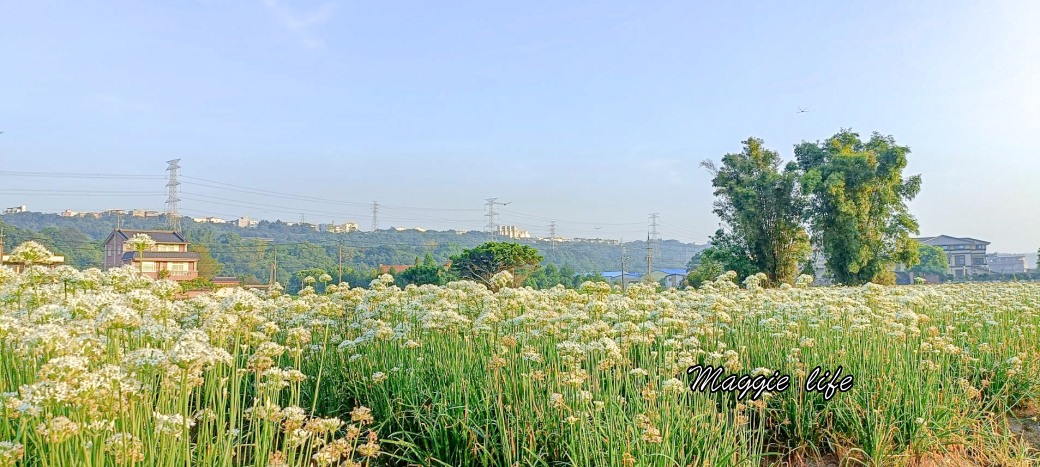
[338, 242, 343, 284]
[371, 201, 380, 231]
[646, 233, 653, 280]
[270, 244, 279, 287]
[620, 238, 627, 292]
[484, 198, 510, 242]
[166, 159, 181, 232]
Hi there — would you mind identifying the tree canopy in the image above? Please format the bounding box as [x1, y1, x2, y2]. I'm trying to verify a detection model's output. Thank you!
[450, 242, 543, 289]
[910, 243, 948, 277]
[703, 137, 811, 286]
[796, 130, 922, 285]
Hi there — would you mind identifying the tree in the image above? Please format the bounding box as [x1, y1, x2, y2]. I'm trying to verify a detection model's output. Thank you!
[702, 138, 811, 286]
[398, 254, 444, 286]
[125, 233, 156, 273]
[450, 242, 543, 288]
[189, 244, 222, 279]
[910, 243, 948, 277]
[688, 229, 761, 285]
[796, 130, 922, 285]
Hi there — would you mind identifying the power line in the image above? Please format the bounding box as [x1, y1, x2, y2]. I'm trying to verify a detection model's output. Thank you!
[0, 171, 163, 180]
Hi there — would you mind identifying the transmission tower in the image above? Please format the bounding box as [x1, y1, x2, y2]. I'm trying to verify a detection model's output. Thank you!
[371, 201, 380, 231]
[165, 159, 181, 232]
[484, 198, 510, 241]
[549, 221, 558, 256]
[649, 213, 660, 258]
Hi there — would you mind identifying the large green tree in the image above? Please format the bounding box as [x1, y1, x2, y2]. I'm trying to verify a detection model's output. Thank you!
[910, 243, 948, 277]
[703, 138, 811, 286]
[450, 242, 543, 288]
[796, 130, 922, 285]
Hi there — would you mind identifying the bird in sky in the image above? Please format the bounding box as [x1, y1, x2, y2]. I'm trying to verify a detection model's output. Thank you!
[797, 107, 809, 114]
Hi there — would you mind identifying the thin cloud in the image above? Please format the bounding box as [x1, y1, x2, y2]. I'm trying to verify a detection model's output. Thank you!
[261, 0, 337, 49]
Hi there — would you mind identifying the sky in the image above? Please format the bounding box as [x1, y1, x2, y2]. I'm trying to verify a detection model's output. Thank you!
[1, 0, 1038, 252]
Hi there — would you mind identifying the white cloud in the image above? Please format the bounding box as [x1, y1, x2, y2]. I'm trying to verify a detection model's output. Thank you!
[261, 0, 337, 49]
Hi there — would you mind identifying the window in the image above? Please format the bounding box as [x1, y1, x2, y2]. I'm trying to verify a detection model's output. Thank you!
[955, 255, 965, 266]
[169, 262, 189, 272]
[972, 256, 985, 266]
[141, 261, 157, 272]
[156, 244, 180, 252]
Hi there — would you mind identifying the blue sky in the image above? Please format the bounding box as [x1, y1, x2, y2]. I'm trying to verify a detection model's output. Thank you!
[1, 0, 1038, 252]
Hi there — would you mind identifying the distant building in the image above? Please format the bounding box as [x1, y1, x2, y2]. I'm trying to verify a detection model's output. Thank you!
[3, 205, 27, 215]
[60, 209, 78, 217]
[192, 216, 227, 224]
[130, 209, 161, 218]
[601, 271, 643, 284]
[916, 235, 990, 279]
[1, 253, 65, 273]
[103, 229, 200, 281]
[987, 254, 1027, 274]
[237, 216, 259, 228]
[656, 268, 689, 288]
[498, 225, 531, 239]
[103, 209, 127, 216]
[573, 238, 620, 245]
[326, 222, 359, 233]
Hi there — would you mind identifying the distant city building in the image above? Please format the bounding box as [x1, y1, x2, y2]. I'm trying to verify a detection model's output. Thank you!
[391, 226, 427, 232]
[3, 205, 27, 214]
[237, 216, 259, 228]
[60, 209, 78, 217]
[572, 238, 619, 245]
[916, 235, 990, 279]
[987, 254, 1027, 274]
[130, 209, 161, 218]
[498, 225, 531, 239]
[192, 216, 227, 224]
[103, 229, 200, 281]
[325, 222, 359, 233]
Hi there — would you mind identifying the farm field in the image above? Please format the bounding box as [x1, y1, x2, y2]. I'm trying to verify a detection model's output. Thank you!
[1, 266, 1038, 466]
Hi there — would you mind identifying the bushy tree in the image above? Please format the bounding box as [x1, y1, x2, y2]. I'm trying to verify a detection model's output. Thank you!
[796, 130, 922, 285]
[398, 254, 444, 286]
[703, 138, 811, 286]
[911, 243, 948, 277]
[450, 242, 543, 288]
[189, 244, 222, 279]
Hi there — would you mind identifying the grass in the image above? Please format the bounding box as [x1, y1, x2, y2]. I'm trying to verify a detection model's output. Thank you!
[1, 266, 1038, 466]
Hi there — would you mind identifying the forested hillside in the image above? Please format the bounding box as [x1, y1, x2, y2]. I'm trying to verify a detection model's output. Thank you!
[1, 212, 705, 285]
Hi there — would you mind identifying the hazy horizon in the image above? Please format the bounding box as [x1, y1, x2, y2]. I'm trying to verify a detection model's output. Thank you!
[2, 1, 1038, 252]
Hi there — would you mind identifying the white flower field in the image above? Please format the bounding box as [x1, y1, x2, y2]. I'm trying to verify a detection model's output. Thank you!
[1, 265, 1038, 466]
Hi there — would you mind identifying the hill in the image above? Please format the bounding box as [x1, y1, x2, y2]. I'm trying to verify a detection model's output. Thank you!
[0, 212, 705, 285]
